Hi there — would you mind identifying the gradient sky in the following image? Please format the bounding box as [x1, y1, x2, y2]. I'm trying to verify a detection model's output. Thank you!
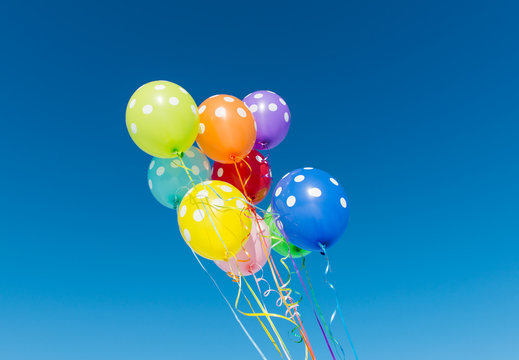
[1, 0, 518, 359]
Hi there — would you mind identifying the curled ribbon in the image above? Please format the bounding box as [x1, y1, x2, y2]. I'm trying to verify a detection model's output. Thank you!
[319, 243, 359, 360]
[178, 155, 292, 358]
[232, 163, 316, 359]
[189, 249, 267, 360]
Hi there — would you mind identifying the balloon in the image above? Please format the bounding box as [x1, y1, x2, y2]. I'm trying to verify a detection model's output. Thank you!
[243, 90, 290, 150]
[177, 180, 253, 261]
[147, 146, 211, 209]
[271, 168, 349, 251]
[264, 207, 311, 258]
[211, 150, 272, 204]
[196, 95, 256, 164]
[126, 81, 199, 158]
[214, 217, 271, 276]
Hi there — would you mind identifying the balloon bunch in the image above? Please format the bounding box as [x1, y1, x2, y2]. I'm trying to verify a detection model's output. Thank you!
[126, 81, 356, 360]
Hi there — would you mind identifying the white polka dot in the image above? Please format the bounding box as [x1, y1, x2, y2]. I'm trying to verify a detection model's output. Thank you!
[192, 165, 200, 175]
[155, 84, 166, 90]
[170, 159, 181, 168]
[287, 196, 296, 207]
[211, 198, 224, 208]
[308, 188, 322, 197]
[204, 160, 210, 170]
[340, 197, 347, 208]
[237, 107, 247, 118]
[196, 190, 209, 199]
[294, 175, 305, 182]
[255, 155, 263, 163]
[224, 96, 235, 102]
[179, 87, 187, 94]
[169, 97, 179, 105]
[279, 98, 286, 105]
[199, 123, 205, 134]
[330, 178, 339, 186]
[185, 150, 195, 158]
[236, 199, 245, 209]
[129, 99, 136, 108]
[268, 103, 278, 111]
[254, 93, 263, 99]
[156, 166, 165, 176]
[191, 104, 197, 115]
[198, 105, 206, 114]
[249, 104, 258, 112]
[183, 228, 191, 242]
[304, 167, 313, 170]
[148, 179, 153, 189]
[217, 168, 224, 177]
[220, 185, 232, 193]
[149, 160, 155, 170]
[275, 187, 282, 197]
[180, 205, 187, 217]
[130, 123, 137, 134]
[193, 209, 205, 222]
[284, 112, 289, 122]
[143, 105, 153, 114]
[215, 107, 226, 117]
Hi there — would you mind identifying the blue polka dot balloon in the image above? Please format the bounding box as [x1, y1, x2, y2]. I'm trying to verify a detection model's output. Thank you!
[147, 146, 211, 209]
[271, 168, 349, 251]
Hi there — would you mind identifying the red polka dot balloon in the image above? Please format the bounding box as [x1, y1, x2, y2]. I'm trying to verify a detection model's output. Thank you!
[211, 150, 272, 204]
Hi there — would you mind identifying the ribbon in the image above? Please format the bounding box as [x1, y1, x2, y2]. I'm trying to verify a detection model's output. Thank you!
[254, 259, 305, 346]
[319, 243, 359, 360]
[178, 155, 292, 358]
[251, 210, 316, 360]
[239, 276, 294, 359]
[189, 249, 267, 360]
[302, 257, 346, 359]
[231, 163, 317, 359]
[266, 208, 339, 359]
[286, 246, 337, 359]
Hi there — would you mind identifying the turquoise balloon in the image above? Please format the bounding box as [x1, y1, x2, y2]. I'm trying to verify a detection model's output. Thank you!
[147, 146, 211, 209]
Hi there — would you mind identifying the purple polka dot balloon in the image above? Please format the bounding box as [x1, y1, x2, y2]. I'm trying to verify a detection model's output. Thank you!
[243, 90, 290, 150]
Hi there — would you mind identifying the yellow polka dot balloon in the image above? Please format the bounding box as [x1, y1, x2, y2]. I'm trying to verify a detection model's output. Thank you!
[177, 180, 253, 261]
[126, 81, 199, 158]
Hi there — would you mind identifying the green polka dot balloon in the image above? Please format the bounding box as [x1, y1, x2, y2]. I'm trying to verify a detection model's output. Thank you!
[126, 81, 199, 158]
[264, 206, 311, 258]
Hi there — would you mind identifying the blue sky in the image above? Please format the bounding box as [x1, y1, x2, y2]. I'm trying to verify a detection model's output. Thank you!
[1, 0, 518, 359]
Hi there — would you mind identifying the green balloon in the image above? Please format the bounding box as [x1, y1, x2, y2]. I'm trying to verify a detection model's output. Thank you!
[126, 81, 199, 158]
[264, 207, 311, 258]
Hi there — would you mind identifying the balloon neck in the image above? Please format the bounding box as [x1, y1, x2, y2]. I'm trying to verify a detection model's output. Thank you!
[249, 263, 258, 274]
[230, 154, 245, 163]
[224, 251, 232, 261]
[319, 242, 327, 255]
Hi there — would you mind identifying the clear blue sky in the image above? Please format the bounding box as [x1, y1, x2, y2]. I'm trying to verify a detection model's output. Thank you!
[1, 0, 518, 359]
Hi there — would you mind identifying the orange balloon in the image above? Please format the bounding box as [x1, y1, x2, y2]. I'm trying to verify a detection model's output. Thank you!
[196, 95, 256, 164]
